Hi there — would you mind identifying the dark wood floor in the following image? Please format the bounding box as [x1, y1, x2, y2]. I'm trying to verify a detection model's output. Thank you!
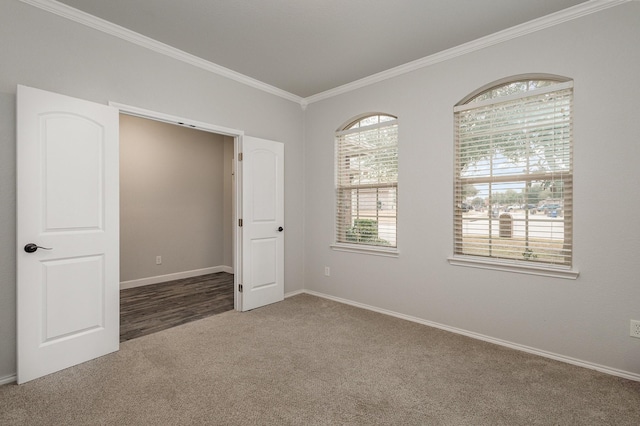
[120, 272, 234, 342]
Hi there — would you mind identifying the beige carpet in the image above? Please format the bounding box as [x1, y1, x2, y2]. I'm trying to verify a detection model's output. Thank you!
[1, 294, 639, 425]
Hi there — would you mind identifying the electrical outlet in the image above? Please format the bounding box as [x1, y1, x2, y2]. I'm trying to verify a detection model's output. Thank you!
[156, 256, 162, 265]
[631, 320, 640, 339]
[324, 266, 330, 277]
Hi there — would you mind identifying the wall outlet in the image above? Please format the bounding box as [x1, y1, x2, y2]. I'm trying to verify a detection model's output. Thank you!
[631, 320, 640, 339]
[156, 255, 162, 265]
[324, 266, 330, 277]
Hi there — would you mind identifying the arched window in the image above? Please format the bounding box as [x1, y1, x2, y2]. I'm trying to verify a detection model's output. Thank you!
[453, 76, 574, 272]
[334, 113, 398, 251]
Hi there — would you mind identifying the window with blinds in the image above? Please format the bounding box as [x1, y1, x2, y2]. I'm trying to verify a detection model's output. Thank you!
[335, 114, 398, 250]
[454, 79, 573, 268]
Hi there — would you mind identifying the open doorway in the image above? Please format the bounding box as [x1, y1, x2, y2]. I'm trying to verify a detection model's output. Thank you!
[118, 113, 236, 341]
[17, 86, 284, 383]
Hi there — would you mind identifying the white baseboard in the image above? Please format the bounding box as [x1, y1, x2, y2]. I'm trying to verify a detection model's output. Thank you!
[120, 265, 233, 290]
[301, 289, 640, 383]
[285, 289, 305, 298]
[0, 374, 16, 386]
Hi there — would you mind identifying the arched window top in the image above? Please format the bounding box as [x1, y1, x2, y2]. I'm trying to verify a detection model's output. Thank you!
[458, 74, 571, 106]
[340, 113, 397, 132]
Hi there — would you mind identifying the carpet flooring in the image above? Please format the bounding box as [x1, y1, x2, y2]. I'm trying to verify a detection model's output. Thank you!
[1, 294, 639, 425]
[120, 272, 234, 342]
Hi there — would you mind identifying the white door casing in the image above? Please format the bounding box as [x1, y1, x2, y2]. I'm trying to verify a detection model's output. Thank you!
[17, 85, 119, 384]
[240, 136, 285, 311]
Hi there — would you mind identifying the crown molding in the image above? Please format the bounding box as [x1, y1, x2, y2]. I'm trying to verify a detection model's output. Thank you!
[21, 0, 629, 109]
[303, 0, 630, 105]
[19, 0, 305, 105]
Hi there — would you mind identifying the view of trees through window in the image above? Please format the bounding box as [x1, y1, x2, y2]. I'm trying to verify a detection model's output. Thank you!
[335, 114, 398, 248]
[454, 79, 573, 266]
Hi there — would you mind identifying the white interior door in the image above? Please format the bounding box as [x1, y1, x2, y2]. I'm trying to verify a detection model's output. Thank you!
[17, 85, 119, 384]
[240, 136, 284, 311]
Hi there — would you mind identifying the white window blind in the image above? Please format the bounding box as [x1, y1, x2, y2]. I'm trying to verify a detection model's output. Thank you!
[454, 81, 573, 267]
[335, 115, 398, 248]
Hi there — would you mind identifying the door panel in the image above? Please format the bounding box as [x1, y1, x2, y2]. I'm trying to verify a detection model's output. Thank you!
[42, 255, 104, 342]
[43, 114, 104, 230]
[251, 150, 278, 221]
[17, 85, 119, 384]
[241, 136, 284, 311]
[250, 238, 277, 289]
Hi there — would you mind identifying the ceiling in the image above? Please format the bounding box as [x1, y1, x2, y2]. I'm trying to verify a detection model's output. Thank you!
[55, 0, 590, 99]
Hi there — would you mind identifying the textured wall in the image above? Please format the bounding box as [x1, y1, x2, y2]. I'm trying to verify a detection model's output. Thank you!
[0, 92, 17, 381]
[303, 3, 640, 376]
[120, 114, 230, 282]
[0, 0, 304, 380]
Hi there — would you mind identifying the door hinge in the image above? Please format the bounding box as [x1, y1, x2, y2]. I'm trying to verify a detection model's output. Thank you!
[239, 284, 243, 293]
[239, 218, 243, 227]
[238, 152, 243, 161]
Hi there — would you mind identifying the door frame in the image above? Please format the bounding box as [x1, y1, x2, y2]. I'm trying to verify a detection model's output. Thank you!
[110, 102, 245, 311]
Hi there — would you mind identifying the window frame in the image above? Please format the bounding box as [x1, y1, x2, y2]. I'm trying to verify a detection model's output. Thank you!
[449, 77, 578, 279]
[331, 113, 399, 257]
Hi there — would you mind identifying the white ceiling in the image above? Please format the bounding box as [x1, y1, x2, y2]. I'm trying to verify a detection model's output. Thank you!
[55, 0, 590, 99]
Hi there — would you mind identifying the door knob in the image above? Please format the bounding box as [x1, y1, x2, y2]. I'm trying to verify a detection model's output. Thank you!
[278, 227, 284, 232]
[24, 243, 52, 253]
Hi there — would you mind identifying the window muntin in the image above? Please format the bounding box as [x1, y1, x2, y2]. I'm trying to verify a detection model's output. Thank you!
[454, 79, 573, 267]
[335, 114, 398, 249]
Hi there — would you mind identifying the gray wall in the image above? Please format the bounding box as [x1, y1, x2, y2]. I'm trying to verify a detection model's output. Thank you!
[0, 92, 17, 381]
[120, 114, 232, 282]
[303, 2, 640, 376]
[0, 0, 304, 380]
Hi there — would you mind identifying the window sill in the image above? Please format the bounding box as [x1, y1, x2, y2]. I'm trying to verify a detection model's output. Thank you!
[330, 243, 399, 258]
[447, 255, 579, 279]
